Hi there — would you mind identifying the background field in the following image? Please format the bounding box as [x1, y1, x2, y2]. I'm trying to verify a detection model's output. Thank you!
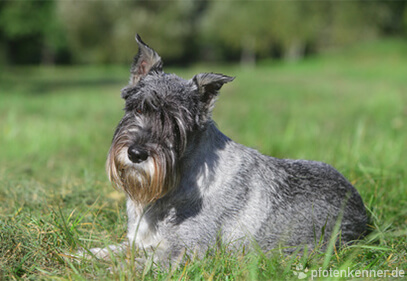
[0, 40, 406, 280]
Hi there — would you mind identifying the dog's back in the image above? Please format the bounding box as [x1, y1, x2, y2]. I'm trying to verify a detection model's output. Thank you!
[251, 155, 367, 251]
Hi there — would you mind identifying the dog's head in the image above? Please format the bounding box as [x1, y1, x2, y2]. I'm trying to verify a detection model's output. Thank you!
[107, 35, 234, 204]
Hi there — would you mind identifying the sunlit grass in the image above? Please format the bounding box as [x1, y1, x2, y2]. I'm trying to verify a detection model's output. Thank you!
[0, 39, 406, 280]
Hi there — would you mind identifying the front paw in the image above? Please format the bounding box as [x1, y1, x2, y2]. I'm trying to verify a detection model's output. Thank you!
[84, 247, 112, 260]
[64, 247, 117, 262]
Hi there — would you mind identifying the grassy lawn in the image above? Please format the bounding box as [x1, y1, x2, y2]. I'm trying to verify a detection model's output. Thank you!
[0, 39, 406, 280]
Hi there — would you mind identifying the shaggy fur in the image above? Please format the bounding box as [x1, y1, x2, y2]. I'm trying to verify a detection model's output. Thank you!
[92, 35, 367, 263]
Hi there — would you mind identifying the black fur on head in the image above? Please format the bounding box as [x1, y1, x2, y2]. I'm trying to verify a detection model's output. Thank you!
[107, 34, 234, 203]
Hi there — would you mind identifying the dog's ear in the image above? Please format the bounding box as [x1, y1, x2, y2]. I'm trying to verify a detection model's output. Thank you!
[129, 34, 163, 86]
[192, 73, 234, 125]
[193, 73, 234, 102]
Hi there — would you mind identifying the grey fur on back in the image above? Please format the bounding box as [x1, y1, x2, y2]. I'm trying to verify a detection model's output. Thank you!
[140, 124, 366, 256]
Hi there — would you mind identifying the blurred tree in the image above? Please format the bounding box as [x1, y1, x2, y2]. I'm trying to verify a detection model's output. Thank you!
[56, 0, 199, 64]
[376, 0, 407, 35]
[0, 0, 405, 65]
[0, 0, 67, 64]
[316, 1, 383, 48]
[200, 1, 326, 65]
[403, 5, 407, 35]
[56, 1, 120, 64]
[200, 1, 271, 66]
[200, 0, 391, 65]
[266, 2, 323, 62]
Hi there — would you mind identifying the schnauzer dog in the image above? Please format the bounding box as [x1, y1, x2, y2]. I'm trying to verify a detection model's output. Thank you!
[89, 35, 367, 263]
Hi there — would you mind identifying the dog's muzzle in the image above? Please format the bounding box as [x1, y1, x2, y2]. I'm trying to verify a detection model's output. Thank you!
[128, 145, 149, 163]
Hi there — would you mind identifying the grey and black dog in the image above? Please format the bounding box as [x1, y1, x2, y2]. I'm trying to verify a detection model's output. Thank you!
[91, 35, 367, 263]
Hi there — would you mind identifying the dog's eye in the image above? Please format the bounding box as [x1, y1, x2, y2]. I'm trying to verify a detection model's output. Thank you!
[135, 109, 142, 115]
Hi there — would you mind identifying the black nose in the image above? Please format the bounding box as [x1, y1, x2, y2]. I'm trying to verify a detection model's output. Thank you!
[127, 145, 149, 163]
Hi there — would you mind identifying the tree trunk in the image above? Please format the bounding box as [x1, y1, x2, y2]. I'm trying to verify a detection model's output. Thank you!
[284, 40, 305, 62]
[41, 43, 56, 65]
[240, 36, 256, 68]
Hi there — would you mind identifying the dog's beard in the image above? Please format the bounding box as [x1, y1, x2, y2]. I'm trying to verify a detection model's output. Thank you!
[107, 142, 179, 204]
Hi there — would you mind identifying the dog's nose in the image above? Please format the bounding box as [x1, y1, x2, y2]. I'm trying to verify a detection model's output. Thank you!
[127, 146, 149, 163]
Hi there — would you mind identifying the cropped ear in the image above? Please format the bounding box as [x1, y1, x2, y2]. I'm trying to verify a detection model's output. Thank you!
[193, 73, 234, 103]
[192, 73, 234, 126]
[129, 34, 163, 86]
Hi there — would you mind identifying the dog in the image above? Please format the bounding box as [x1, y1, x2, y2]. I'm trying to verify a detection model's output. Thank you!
[86, 35, 367, 264]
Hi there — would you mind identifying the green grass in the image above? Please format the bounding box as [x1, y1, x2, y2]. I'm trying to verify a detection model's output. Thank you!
[1, 39, 406, 280]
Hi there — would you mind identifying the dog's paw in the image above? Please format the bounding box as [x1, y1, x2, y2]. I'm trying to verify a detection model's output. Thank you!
[85, 247, 112, 260]
[63, 247, 111, 262]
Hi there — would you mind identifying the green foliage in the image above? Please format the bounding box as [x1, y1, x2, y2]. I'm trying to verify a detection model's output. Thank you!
[0, 1, 47, 37]
[56, 0, 197, 64]
[0, 0, 67, 64]
[0, 0, 406, 65]
[404, 8, 407, 34]
[0, 39, 406, 280]
[200, 1, 387, 63]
